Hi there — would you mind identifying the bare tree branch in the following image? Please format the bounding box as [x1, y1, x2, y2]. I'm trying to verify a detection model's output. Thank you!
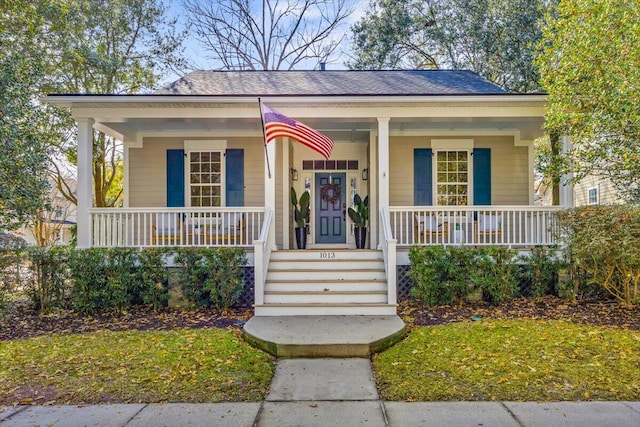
[182, 0, 353, 70]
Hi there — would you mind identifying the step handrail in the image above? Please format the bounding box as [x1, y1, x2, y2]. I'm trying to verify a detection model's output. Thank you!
[253, 208, 273, 306]
[380, 207, 397, 305]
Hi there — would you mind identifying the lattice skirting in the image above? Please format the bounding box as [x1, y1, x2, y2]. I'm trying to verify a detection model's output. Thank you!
[236, 266, 255, 308]
[397, 265, 413, 301]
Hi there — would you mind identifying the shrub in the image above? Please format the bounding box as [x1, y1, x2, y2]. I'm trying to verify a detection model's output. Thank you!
[409, 246, 477, 305]
[175, 247, 247, 310]
[25, 246, 71, 312]
[517, 247, 566, 298]
[0, 233, 28, 312]
[68, 248, 170, 314]
[557, 205, 640, 305]
[472, 246, 518, 304]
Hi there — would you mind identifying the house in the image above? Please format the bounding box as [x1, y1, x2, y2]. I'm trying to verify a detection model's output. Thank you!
[45, 70, 571, 316]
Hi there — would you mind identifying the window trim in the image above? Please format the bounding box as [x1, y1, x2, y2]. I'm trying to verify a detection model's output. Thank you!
[431, 139, 474, 206]
[587, 186, 599, 205]
[184, 140, 227, 207]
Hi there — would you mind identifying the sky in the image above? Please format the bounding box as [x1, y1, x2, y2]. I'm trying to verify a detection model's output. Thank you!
[166, 0, 369, 77]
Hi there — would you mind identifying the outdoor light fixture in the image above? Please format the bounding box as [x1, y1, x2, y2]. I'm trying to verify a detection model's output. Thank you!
[290, 167, 299, 181]
[362, 168, 369, 181]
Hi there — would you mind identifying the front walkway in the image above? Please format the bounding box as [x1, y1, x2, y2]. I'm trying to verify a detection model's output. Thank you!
[3, 359, 639, 426]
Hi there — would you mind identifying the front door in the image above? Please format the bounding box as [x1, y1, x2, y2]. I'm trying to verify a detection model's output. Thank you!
[315, 173, 346, 244]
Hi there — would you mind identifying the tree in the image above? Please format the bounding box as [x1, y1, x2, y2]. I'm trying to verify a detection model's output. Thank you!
[349, 0, 549, 93]
[0, 55, 51, 231]
[536, 0, 640, 202]
[182, 0, 353, 70]
[2, 0, 186, 208]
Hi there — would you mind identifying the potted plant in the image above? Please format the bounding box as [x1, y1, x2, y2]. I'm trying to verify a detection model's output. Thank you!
[348, 193, 369, 249]
[291, 187, 310, 249]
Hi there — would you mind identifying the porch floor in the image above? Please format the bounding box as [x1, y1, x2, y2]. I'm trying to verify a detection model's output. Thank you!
[242, 315, 406, 358]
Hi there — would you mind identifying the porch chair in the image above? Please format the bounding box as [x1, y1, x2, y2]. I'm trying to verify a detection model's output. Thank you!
[475, 213, 502, 244]
[206, 212, 246, 245]
[152, 212, 182, 245]
[414, 214, 448, 244]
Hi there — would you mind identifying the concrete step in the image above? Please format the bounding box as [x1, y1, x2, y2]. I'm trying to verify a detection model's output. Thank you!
[265, 280, 388, 293]
[264, 290, 388, 304]
[270, 249, 383, 261]
[254, 303, 397, 316]
[266, 269, 386, 282]
[242, 315, 406, 357]
[268, 259, 384, 270]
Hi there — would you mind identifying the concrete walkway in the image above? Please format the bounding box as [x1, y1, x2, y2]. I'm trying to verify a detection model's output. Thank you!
[2, 358, 639, 426]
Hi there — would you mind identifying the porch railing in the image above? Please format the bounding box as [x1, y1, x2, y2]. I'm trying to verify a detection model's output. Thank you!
[380, 207, 397, 305]
[89, 207, 266, 248]
[389, 206, 562, 247]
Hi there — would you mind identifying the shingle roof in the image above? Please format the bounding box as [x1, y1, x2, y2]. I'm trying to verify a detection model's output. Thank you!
[155, 70, 506, 96]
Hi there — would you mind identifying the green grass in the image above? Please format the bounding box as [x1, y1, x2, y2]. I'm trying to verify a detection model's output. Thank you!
[0, 328, 274, 405]
[374, 320, 640, 401]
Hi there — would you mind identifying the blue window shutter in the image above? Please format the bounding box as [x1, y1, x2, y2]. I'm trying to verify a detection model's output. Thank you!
[166, 149, 185, 207]
[226, 149, 244, 206]
[473, 148, 491, 205]
[414, 149, 433, 205]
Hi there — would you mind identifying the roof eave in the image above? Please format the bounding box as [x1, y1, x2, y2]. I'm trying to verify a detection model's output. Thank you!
[43, 93, 547, 108]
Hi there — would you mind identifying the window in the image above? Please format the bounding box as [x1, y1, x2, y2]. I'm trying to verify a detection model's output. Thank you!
[588, 187, 599, 205]
[189, 151, 223, 207]
[435, 150, 469, 206]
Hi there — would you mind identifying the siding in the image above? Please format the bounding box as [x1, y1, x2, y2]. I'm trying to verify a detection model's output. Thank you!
[574, 175, 621, 206]
[389, 135, 529, 206]
[128, 137, 265, 207]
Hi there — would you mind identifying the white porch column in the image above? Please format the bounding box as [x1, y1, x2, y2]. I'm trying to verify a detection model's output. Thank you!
[377, 117, 390, 249]
[559, 135, 575, 208]
[369, 132, 378, 249]
[76, 118, 94, 248]
[265, 139, 277, 248]
[281, 138, 290, 249]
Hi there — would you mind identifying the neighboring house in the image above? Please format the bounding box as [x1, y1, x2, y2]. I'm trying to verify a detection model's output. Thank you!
[46, 70, 570, 316]
[535, 176, 620, 207]
[15, 180, 77, 247]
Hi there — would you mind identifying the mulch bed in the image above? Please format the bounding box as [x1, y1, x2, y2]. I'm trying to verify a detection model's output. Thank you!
[401, 295, 640, 330]
[1, 296, 638, 341]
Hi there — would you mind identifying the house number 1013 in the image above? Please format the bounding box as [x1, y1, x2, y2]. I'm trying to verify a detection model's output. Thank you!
[320, 252, 336, 259]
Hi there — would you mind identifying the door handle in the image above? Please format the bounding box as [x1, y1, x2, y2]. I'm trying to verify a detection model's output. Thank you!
[343, 203, 346, 222]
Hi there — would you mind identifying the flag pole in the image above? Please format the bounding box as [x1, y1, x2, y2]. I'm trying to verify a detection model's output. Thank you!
[258, 97, 272, 179]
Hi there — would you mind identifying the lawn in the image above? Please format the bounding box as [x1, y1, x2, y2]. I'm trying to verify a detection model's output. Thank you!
[0, 328, 275, 405]
[374, 319, 640, 401]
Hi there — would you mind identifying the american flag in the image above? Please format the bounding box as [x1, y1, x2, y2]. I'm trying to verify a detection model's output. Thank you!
[261, 103, 334, 160]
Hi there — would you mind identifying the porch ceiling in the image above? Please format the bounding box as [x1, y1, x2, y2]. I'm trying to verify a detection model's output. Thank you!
[101, 116, 544, 145]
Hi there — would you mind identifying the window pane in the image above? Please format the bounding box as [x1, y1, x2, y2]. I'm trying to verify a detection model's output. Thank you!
[201, 163, 210, 173]
[191, 197, 201, 206]
[459, 162, 468, 172]
[201, 174, 211, 183]
[447, 152, 456, 161]
[458, 151, 468, 161]
[437, 162, 447, 172]
[212, 163, 221, 173]
[190, 152, 199, 162]
[212, 152, 221, 162]
[190, 174, 200, 184]
[202, 187, 211, 196]
[212, 174, 221, 184]
[191, 187, 200, 196]
[459, 173, 468, 183]
[212, 186, 221, 196]
[212, 196, 221, 206]
[448, 173, 457, 182]
[190, 164, 200, 173]
[438, 173, 447, 182]
[201, 152, 210, 162]
[437, 152, 446, 161]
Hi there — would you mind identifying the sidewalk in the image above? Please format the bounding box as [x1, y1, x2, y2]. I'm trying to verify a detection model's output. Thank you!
[2, 358, 639, 426]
